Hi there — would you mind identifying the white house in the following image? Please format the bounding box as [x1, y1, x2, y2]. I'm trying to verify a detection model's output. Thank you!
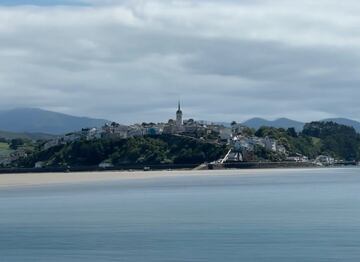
[315, 155, 335, 166]
[264, 137, 277, 152]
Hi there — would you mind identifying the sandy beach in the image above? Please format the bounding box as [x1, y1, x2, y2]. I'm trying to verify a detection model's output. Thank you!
[0, 168, 339, 188]
[0, 170, 239, 188]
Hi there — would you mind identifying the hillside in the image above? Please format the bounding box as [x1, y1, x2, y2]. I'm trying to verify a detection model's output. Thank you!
[10, 122, 360, 168]
[302, 121, 360, 160]
[256, 121, 360, 161]
[17, 135, 228, 168]
[0, 108, 108, 135]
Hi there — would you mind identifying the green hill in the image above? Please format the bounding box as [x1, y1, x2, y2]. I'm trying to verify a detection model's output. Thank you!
[17, 135, 228, 168]
[256, 121, 360, 161]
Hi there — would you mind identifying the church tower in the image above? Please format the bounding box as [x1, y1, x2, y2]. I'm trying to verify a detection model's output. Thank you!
[176, 101, 183, 127]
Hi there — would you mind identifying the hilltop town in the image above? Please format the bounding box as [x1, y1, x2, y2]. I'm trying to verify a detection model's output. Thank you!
[0, 103, 359, 170]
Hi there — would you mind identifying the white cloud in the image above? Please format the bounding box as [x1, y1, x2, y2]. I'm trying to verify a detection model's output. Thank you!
[0, 0, 359, 123]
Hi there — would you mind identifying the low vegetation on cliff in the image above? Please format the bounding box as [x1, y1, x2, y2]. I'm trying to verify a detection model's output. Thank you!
[17, 135, 227, 168]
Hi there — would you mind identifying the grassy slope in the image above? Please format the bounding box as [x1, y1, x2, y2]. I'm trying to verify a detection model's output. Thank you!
[0, 142, 9, 150]
[0, 130, 55, 140]
[0, 142, 12, 158]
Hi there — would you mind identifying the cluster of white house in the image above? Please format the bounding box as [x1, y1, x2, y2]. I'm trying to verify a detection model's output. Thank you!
[232, 135, 287, 154]
[41, 103, 287, 164]
[220, 122, 287, 162]
[41, 103, 290, 157]
[39, 102, 338, 166]
[314, 155, 335, 166]
[43, 102, 233, 150]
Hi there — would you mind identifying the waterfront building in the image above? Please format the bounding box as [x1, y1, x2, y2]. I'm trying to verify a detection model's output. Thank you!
[315, 155, 335, 166]
[98, 161, 114, 168]
[286, 153, 309, 162]
[35, 161, 44, 168]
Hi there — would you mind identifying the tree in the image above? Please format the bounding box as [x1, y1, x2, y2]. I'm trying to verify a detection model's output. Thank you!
[287, 127, 298, 138]
[302, 121, 360, 161]
[9, 138, 24, 150]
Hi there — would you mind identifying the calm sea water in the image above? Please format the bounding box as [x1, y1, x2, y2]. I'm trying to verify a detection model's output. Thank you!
[1, 168, 360, 261]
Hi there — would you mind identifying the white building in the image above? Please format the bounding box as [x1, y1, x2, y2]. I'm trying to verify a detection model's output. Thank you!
[82, 128, 101, 140]
[286, 153, 309, 162]
[102, 122, 128, 138]
[35, 161, 44, 168]
[99, 161, 114, 168]
[264, 137, 277, 152]
[219, 127, 232, 141]
[128, 125, 144, 137]
[315, 155, 335, 166]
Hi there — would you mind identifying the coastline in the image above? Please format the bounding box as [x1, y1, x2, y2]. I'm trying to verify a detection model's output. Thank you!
[0, 167, 355, 189]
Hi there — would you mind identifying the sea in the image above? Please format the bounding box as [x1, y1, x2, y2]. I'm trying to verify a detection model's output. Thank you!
[0, 168, 360, 261]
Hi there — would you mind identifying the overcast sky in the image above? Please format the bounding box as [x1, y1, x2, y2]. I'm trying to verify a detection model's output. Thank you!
[0, 0, 360, 123]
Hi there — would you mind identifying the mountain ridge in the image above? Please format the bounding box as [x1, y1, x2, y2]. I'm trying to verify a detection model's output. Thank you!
[0, 108, 109, 135]
[321, 118, 360, 133]
[242, 117, 305, 131]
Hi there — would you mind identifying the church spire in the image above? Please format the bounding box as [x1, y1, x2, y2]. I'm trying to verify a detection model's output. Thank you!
[176, 100, 183, 127]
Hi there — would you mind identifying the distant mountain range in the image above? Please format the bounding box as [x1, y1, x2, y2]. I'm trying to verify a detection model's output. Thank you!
[242, 118, 305, 132]
[0, 108, 108, 135]
[242, 117, 360, 133]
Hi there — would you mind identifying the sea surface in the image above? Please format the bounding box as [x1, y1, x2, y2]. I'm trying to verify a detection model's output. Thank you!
[1, 168, 360, 261]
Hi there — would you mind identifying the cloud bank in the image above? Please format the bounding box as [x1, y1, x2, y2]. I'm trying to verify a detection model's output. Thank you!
[0, 0, 359, 123]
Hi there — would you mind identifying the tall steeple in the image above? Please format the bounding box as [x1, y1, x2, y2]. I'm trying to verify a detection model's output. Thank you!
[176, 100, 183, 127]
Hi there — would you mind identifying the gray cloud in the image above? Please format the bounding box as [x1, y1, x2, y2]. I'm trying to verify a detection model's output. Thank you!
[0, 0, 360, 123]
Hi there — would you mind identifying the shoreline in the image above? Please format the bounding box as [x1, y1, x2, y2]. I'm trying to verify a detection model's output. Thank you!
[1, 160, 356, 176]
[0, 167, 357, 189]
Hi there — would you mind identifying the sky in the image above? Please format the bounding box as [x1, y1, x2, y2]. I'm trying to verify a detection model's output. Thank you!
[0, 0, 360, 124]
